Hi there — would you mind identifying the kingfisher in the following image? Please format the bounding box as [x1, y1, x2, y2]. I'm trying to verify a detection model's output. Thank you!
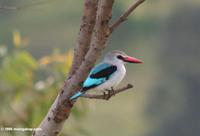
[70, 50, 142, 100]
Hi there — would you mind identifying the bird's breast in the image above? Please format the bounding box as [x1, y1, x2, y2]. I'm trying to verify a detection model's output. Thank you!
[96, 64, 126, 91]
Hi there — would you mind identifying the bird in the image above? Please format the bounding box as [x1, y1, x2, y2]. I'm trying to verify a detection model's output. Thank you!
[70, 50, 142, 100]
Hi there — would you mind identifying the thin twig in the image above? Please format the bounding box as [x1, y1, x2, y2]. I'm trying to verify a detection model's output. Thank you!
[0, 0, 58, 11]
[109, 0, 145, 33]
[82, 84, 133, 100]
[0, 6, 17, 10]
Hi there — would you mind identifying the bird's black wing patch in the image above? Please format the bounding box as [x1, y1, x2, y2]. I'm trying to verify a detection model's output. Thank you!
[90, 65, 117, 79]
[82, 84, 99, 92]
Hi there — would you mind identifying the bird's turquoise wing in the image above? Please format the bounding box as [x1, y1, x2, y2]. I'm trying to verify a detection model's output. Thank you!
[82, 63, 117, 91]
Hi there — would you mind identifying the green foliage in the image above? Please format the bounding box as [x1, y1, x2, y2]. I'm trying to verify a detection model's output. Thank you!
[0, 51, 37, 87]
[0, 31, 89, 136]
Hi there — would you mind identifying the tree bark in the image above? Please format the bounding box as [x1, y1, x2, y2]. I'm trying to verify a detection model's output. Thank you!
[69, 0, 98, 76]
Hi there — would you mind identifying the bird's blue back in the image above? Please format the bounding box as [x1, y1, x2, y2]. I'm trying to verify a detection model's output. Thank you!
[83, 63, 112, 88]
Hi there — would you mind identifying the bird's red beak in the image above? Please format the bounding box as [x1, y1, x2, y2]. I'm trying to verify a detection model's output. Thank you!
[123, 56, 143, 63]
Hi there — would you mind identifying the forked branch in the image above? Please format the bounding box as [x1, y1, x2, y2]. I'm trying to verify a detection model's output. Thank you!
[34, 0, 145, 135]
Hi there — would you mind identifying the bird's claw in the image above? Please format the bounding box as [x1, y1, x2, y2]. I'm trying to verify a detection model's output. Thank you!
[103, 91, 109, 100]
[104, 87, 115, 100]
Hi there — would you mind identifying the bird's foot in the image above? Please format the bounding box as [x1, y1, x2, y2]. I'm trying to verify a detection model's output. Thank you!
[104, 87, 115, 100]
[103, 92, 109, 100]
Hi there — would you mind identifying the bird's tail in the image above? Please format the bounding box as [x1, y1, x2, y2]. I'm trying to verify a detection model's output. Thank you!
[70, 91, 84, 101]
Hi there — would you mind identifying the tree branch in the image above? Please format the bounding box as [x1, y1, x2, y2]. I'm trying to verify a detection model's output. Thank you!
[82, 84, 133, 100]
[53, 0, 115, 122]
[69, 0, 98, 77]
[109, 0, 145, 33]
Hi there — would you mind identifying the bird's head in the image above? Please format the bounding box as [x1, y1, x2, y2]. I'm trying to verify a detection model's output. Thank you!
[104, 50, 143, 64]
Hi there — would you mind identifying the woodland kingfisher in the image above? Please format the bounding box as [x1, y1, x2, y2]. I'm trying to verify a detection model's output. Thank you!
[70, 50, 143, 100]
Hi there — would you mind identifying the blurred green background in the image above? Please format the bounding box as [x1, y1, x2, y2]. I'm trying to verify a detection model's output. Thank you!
[0, 0, 200, 136]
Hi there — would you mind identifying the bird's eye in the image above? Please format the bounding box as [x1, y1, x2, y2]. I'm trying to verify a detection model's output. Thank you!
[117, 55, 123, 60]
